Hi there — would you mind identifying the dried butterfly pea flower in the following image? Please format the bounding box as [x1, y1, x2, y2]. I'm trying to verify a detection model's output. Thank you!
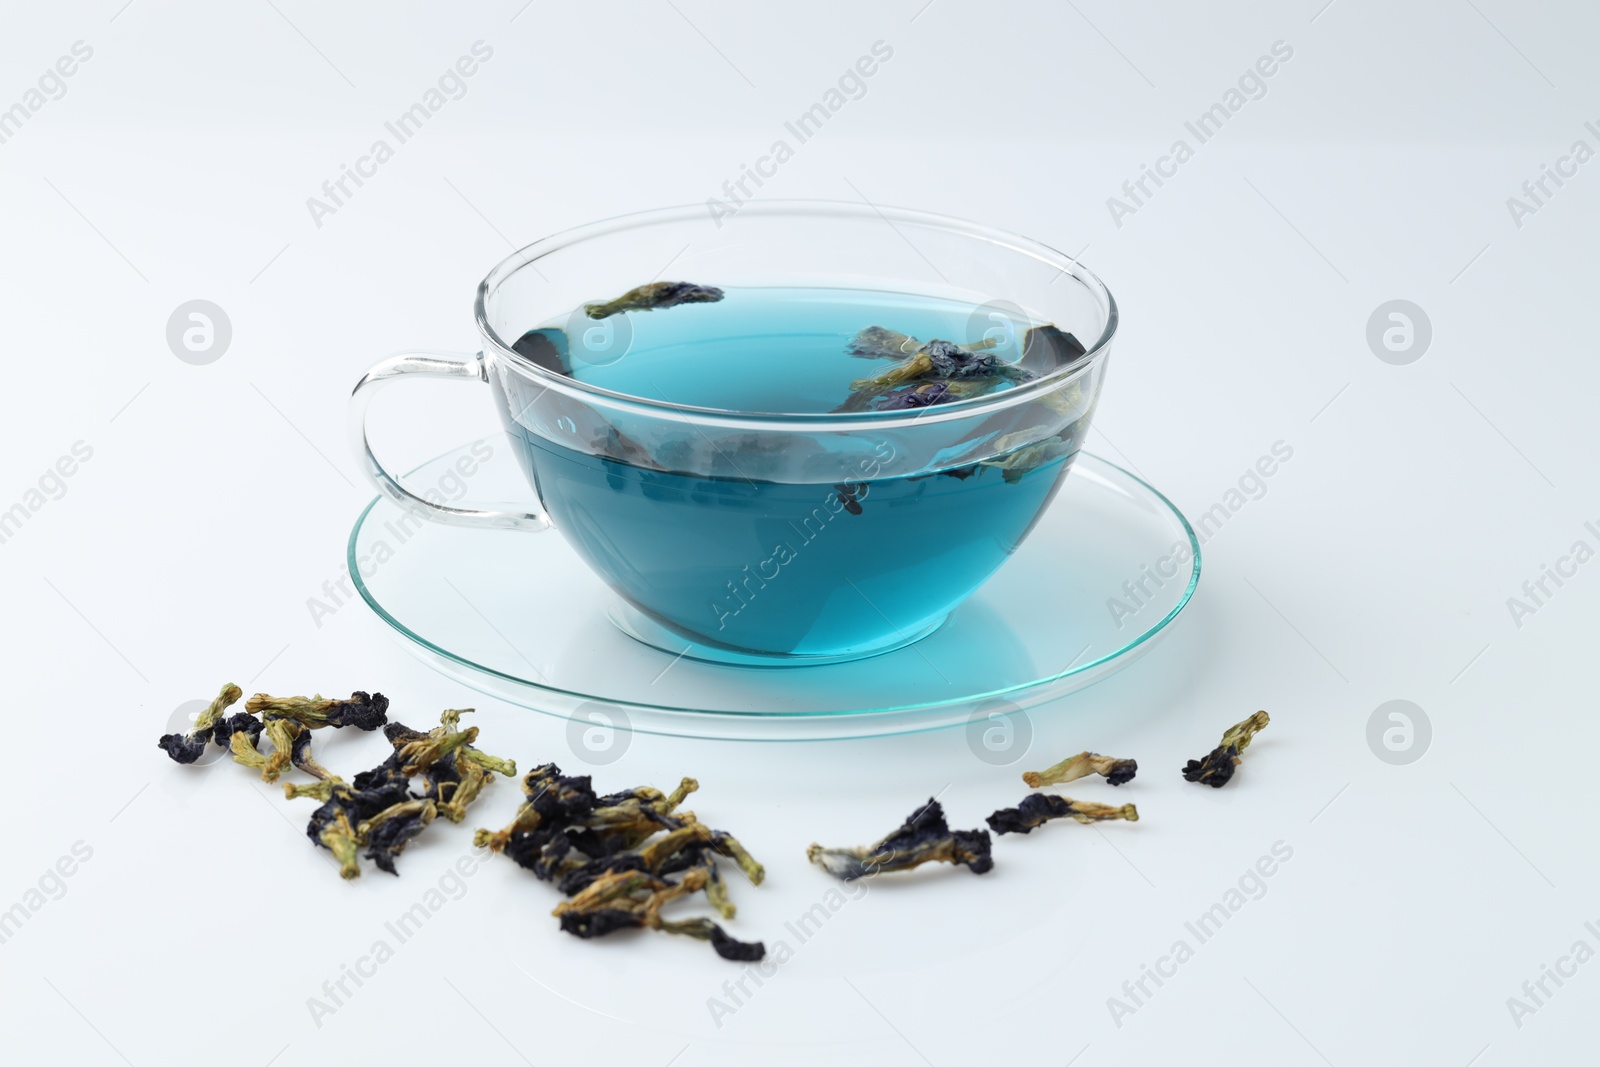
[847, 325, 999, 362]
[479, 765, 763, 960]
[552, 868, 765, 961]
[695, 855, 735, 920]
[258, 719, 304, 784]
[986, 794, 1139, 835]
[848, 325, 924, 360]
[359, 799, 438, 875]
[475, 762, 599, 853]
[210, 711, 262, 752]
[246, 691, 390, 732]
[583, 281, 724, 320]
[872, 381, 952, 411]
[297, 758, 416, 879]
[384, 709, 517, 781]
[847, 338, 1029, 394]
[979, 433, 1077, 484]
[421, 753, 491, 823]
[807, 799, 993, 881]
[1022, 323, 1086, 364]
[511, 327, 567, 373]
[704, 828, 765, 886]
[483, 765, 695, 855]
[552, 822, 705, 896]
[1182, 711, 1270, 788]
[554, 822, 765, 900]
[289, 727, 340, 782]
[833, 483, 866, 516]
[156, 683, 244, 764]
[1022, 751, 1138, 788]
[228, 729, 271, 773]
[660, 917, 765, 962]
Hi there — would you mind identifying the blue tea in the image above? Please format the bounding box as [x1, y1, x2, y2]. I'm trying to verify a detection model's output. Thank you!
[495, 287, 1090, 660]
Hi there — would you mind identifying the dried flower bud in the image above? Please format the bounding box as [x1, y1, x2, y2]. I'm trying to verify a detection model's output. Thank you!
[661, 917, 765, 962]
[228, 729, 270, 772]
[422, 754, 488, 823]
[1182, 711, 1270, 788]
[1022, 751, 1138, 788]
[299, 757, 415, 879]
[210, 711, 263, 751]
[259, 719, 303, 784]
[980, 433, 1077, 484]
[986, 794, 1139, 835]
[807, 799, 993, 881]
[156, 683, 243, 764]
[246, 691, 389, 731]
[359, 799, 438, 875]
[288, 728, 341, 782]
[1022, 323, 1086, 364]
[584, 281, 724, 320]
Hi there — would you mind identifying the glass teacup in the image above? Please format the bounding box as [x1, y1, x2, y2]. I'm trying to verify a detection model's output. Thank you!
[349, 201, 1116, 665]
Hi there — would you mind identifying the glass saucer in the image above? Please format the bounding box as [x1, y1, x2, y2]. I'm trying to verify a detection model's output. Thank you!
[349, 441, 1200, 740]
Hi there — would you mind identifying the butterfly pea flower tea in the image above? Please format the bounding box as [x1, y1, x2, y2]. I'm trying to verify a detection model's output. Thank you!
[350, 201, 1116, 665]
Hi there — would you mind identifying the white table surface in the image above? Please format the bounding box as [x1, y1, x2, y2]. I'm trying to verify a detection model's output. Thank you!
[3, 2, 1596, 1063]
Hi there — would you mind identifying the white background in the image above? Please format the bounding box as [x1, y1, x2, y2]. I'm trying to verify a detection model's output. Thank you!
[2, 1, 1596, 1063]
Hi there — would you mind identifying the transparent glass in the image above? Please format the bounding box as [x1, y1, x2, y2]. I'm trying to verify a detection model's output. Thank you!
[349, 444, 1199, 740]
[350, 201, 1117, 665]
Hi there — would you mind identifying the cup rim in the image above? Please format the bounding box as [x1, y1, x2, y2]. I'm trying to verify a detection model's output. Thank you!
[474, 199, 1117, 425]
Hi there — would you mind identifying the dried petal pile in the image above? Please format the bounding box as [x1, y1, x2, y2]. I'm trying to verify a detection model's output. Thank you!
[475, 763, 766, 962]
[157, 687, 514, 879]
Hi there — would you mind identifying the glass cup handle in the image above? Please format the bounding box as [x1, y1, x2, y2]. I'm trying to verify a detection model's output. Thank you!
[348, 350, 550, 531]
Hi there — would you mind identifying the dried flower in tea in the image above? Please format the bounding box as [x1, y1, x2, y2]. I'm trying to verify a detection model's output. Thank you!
[1022, 751, 1138, 788]
[833, 483, 865, 516]
[156, 683, 244, 764]
[986, 795, 1139, 835]
[847, 325, 927, 361]
[584, 281, 724, 320]
[1022, 323, 1087, 364]
[836, 328, 1030, 412]
[511, 327, 567, 373]
[1182, 711, 1270, 788]
[807, 799, 993, 881]
[871, 380, 952, 411]
[978, 431, 1078, 484]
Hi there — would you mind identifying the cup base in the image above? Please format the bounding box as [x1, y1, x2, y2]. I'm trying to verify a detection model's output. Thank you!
[605, 599, 948, 668]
